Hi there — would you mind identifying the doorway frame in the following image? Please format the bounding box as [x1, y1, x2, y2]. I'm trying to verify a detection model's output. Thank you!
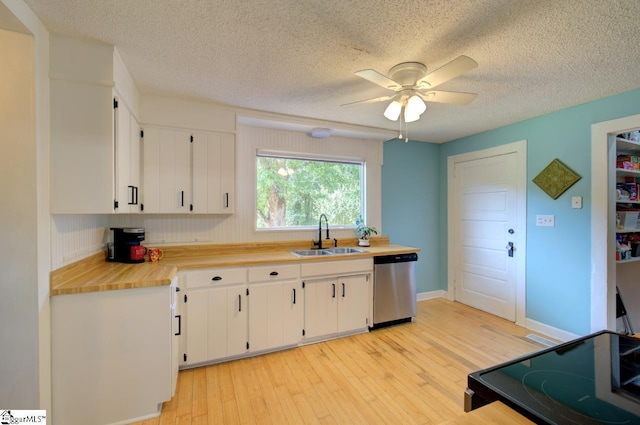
[591, 113, 640, 332]
[447, 140, 527, 326]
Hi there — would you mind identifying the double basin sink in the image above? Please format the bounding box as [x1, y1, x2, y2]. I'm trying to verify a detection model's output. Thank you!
[290, 247, 367, 257]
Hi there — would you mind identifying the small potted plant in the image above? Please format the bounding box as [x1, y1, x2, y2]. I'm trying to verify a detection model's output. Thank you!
[355, 217, 377, 247]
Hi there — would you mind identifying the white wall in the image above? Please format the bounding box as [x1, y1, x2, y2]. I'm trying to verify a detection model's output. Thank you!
[0, 0, 51, 412]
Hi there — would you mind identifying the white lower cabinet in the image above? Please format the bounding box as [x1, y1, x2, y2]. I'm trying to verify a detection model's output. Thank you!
[51, 279, 178, 425]
[248, 264, 303, 352]
[183, 267, 248, 366]
[181, 259, 372, 367]
[304, 274, 369, 340]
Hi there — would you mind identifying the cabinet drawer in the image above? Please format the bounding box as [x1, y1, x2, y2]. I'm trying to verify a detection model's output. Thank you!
[301, 258, 373, 278]
[184, 267, 246, 289]
[248, 264, 300, 282]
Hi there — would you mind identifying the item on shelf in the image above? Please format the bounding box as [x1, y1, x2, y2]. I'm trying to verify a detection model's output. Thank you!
[617, 183, 638, 202]
[617, 155, 640, 170]
[617, 211, 640, 230]
[618, 131, 640, 142]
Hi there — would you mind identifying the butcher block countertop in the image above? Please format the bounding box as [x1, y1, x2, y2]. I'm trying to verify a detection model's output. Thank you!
[50, 236, 419, 296]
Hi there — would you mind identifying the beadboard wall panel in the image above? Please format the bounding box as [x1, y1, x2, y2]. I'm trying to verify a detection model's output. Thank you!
[51, 125, 383, 268]
[51, 214, 109, 269]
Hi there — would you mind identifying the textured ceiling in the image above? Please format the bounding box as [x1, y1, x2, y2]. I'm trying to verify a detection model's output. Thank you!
[24, 0, 640, 143]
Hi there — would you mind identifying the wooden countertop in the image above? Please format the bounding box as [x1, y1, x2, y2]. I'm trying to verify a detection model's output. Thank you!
[50, 237, 419, 296]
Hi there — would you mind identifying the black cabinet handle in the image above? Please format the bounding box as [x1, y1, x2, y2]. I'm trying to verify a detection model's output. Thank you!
[224, 192, 229, 208]
[293, 288, 296, 304]
[238, 294, 242, 312]
[134, 186, 138, 205]
[175, 315, 181, 336]
[332, 283, 336, 298]
[181, 190, 184, 207]
[212, 276, 222, 281]
[269, 271, 279, 276]
[176, 286, 181, 292]
[128, 186, 135, 205]
[342, 282, 346, 298]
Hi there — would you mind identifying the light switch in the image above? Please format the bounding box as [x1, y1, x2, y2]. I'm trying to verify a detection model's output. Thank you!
[572, 196, 583, 209]
[536, 215, 555, 227]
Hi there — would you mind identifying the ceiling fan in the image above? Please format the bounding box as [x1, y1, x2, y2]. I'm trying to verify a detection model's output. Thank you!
[343, 55, 478, 123]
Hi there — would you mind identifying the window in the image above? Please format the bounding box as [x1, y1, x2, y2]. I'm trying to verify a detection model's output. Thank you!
[256, 151, 364, 229]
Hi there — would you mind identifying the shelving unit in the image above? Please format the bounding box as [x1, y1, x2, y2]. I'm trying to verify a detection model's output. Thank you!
[616, 137, 640, 263]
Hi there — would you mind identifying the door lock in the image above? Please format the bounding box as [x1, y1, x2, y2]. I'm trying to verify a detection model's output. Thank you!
[506, 242, 515, 257]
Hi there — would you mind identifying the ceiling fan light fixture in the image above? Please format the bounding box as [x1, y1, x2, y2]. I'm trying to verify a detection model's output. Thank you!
[383, 100, 402, 121]
[404, 109, 421, 123]
[406, 95, 427, 116]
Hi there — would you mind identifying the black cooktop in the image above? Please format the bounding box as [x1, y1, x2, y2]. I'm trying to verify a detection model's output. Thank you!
[466, 331, 640, 424]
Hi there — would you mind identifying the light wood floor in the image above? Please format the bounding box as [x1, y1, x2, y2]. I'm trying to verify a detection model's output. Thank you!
[133, 298, 550, 425]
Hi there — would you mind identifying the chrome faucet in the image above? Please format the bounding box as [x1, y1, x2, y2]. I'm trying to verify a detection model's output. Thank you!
[313, 214, 330, 249]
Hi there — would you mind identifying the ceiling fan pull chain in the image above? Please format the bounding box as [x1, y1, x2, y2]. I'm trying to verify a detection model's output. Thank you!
[405, 119, 409, 143]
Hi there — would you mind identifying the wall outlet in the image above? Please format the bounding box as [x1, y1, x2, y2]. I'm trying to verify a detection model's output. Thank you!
[536, 215, 555, 227]
[572, 196, 583, 209]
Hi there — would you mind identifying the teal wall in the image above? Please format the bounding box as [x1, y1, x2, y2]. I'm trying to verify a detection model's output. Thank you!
[382, 139, 441, 294]
[382, 88, 640, 335]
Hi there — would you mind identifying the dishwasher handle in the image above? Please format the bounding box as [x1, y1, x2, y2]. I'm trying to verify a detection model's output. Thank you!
[374, 253, 418, 264]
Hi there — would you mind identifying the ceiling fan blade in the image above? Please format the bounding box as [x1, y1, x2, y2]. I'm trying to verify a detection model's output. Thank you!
[340, 94, 396, 107]
[417, 55, 478, 89]
[419, 90, 478, 105]
[355, 69, 401, 90]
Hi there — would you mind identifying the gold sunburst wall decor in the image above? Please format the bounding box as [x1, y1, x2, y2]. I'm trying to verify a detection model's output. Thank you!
[533, 159, 581, 200]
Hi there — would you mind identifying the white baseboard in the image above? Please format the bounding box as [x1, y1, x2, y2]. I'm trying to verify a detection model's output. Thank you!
[417, 290, 447, 301]
[416, 292, 581, 342]
[525, 318, 581, 342]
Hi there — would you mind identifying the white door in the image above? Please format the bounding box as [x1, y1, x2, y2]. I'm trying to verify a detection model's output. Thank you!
[448, 141, 526, 323]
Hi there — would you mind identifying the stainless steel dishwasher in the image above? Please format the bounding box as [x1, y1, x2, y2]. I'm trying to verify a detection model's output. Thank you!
[371, 253, 418, 329]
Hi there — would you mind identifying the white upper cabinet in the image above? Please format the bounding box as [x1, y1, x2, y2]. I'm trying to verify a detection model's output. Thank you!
[192, 131, 235, 214]
[142, 126, 235, 214]
[50, 35, 140, 214]
[141, 127, 191, 213]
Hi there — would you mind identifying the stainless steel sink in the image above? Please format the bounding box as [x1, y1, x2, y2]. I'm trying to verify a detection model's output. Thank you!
[290, 249, 334, 257]
[289, 247, 367, 257]
[324, 247, 366, 254]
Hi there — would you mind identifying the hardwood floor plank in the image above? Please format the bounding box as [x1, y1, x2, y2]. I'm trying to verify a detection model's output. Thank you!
[192, 366, 208, 418]
[205, 364, 224, 425]
[130, 299, 548, 425]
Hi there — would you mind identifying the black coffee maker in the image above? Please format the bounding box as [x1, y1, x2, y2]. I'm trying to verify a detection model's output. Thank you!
[110, 227, 146, 263]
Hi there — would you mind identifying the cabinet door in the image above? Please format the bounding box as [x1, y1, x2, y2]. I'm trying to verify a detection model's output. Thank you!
[282, 279, 303, 346]
[248, 282, 270, 352]
[249, 280, 302, 352]
[114, 101, 141, 213]
[304, 279, 338, 339]
[185, 288, 209, 366]
[338, 275, 369, 333]
[219, 133, 235, 213]
[226, 286, 248, 357]
[160, 129, 191, 213]
[207, 286, 228, 361]
[129, 114, 141, 211]
[192, 131, 235, 214]
[115, 98, 131, 212]
[142, 127, 191, 213]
